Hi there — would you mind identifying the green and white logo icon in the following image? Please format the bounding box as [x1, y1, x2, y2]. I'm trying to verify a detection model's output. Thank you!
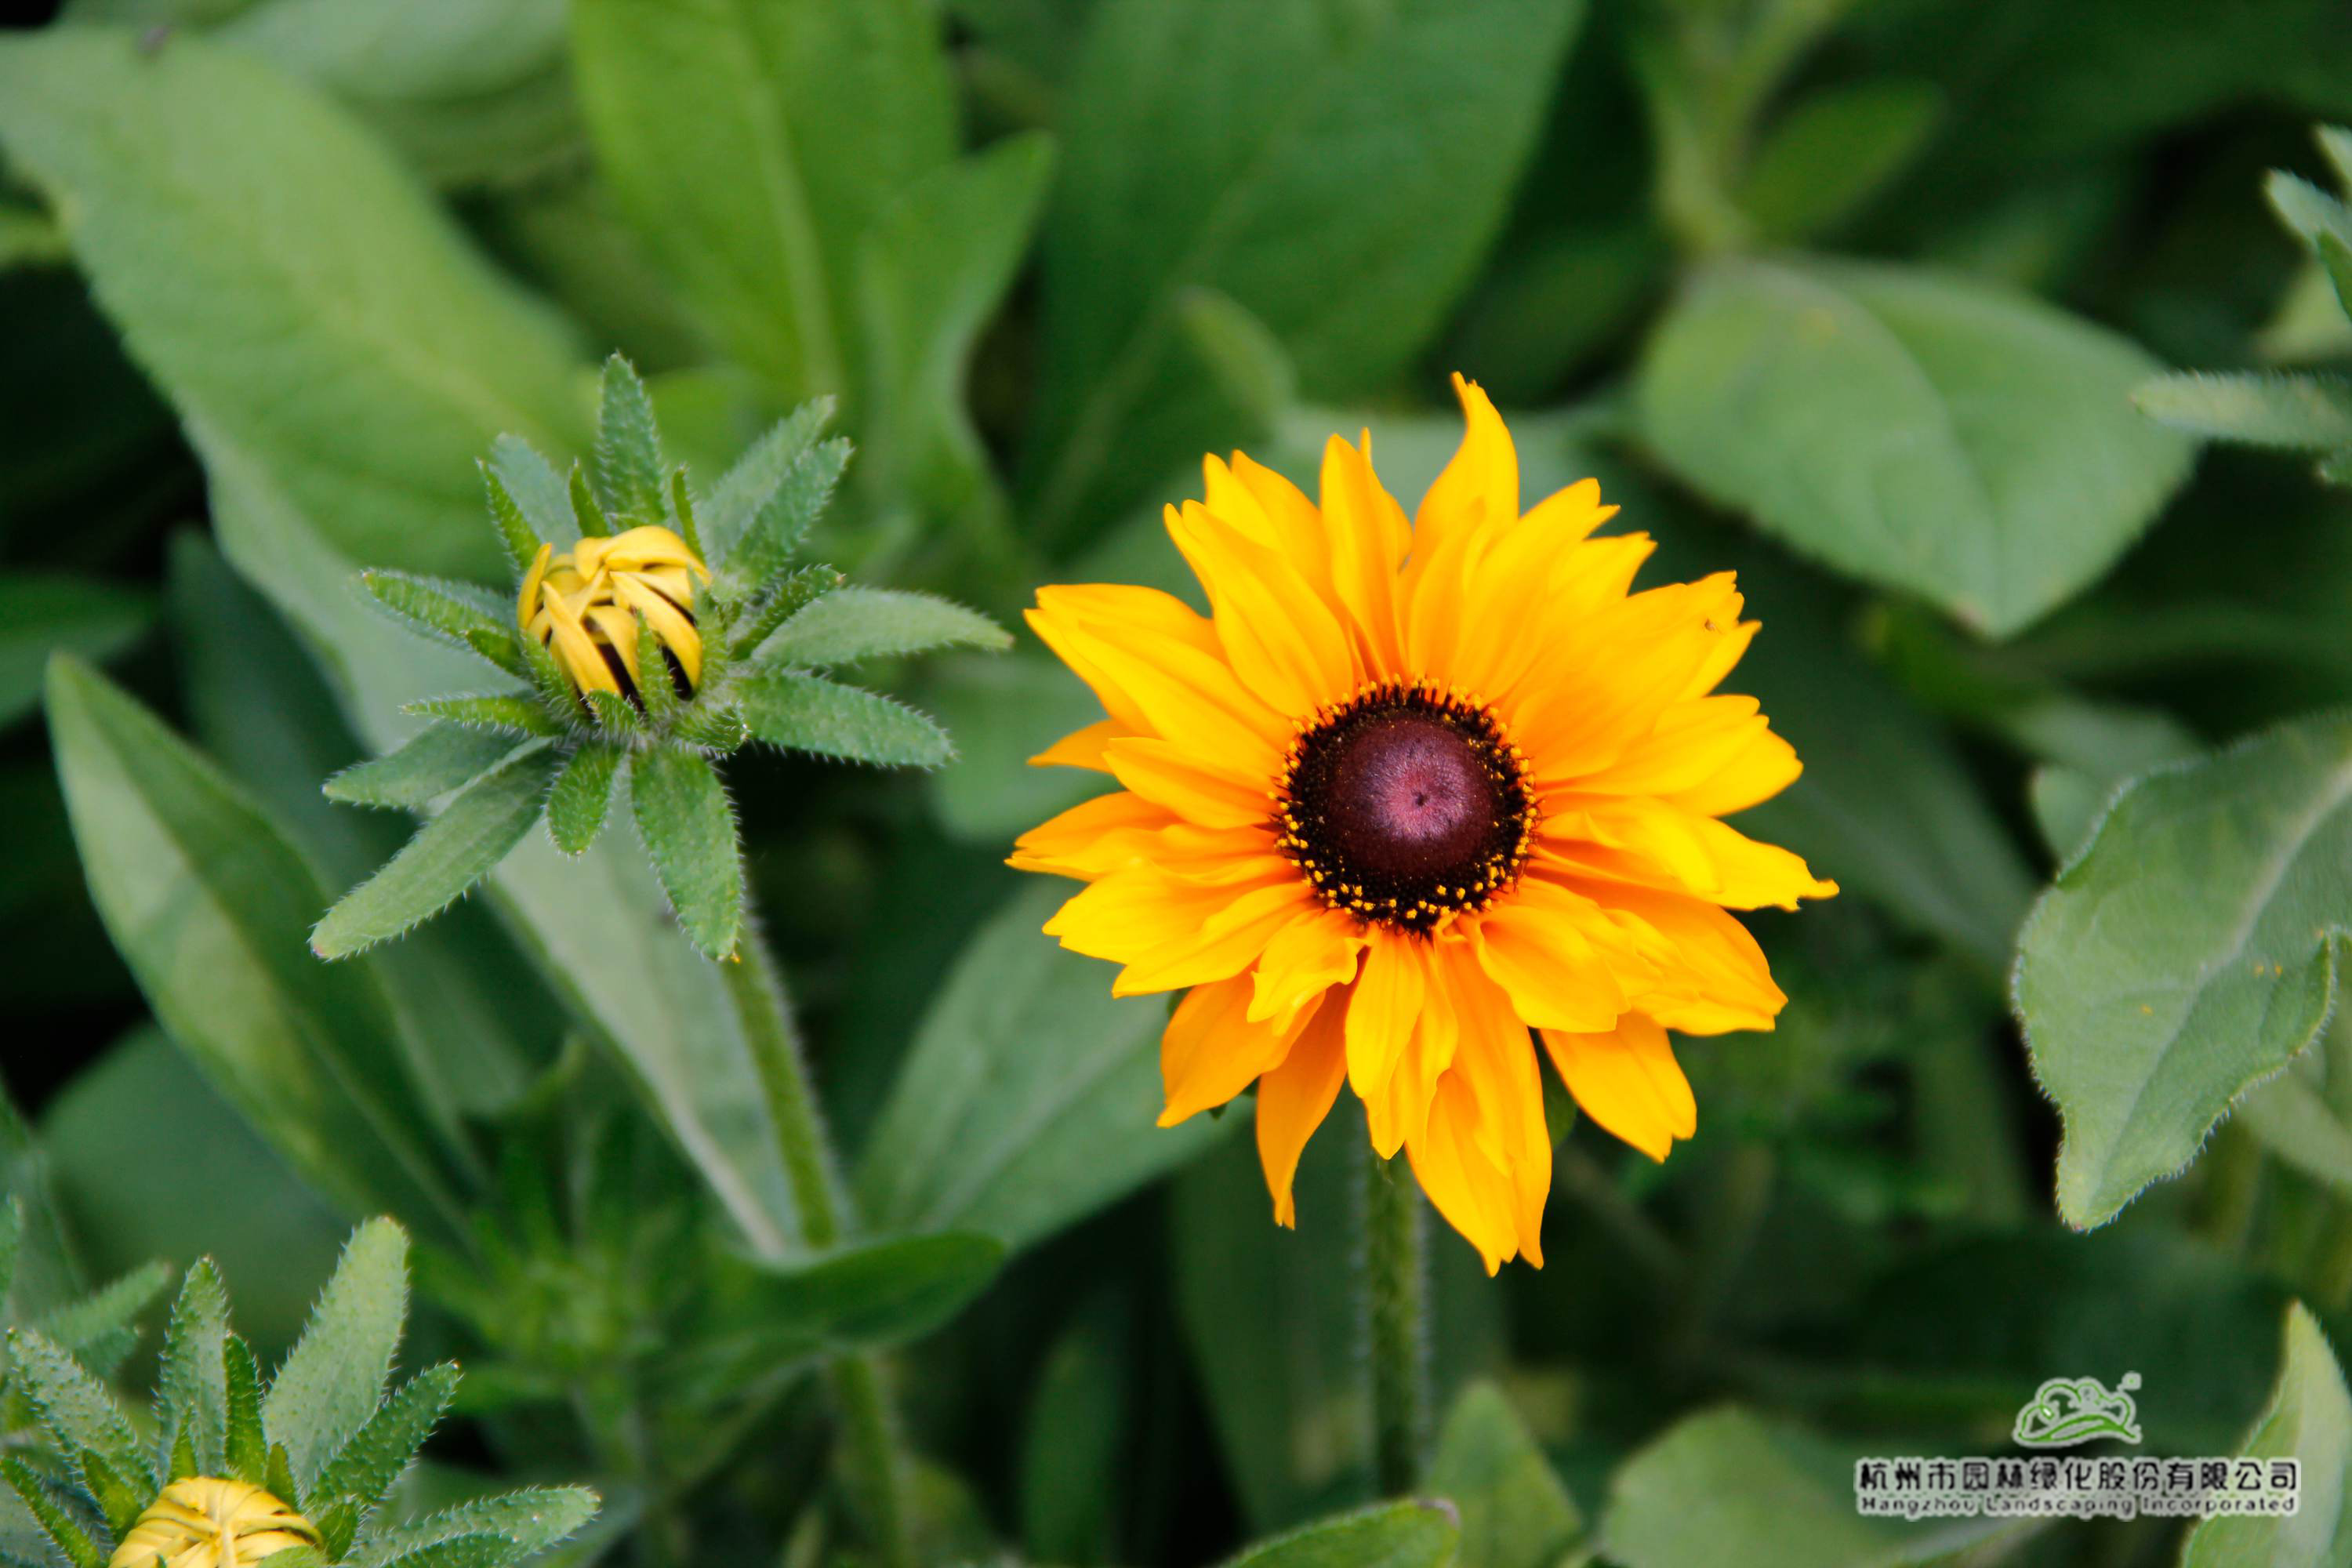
[2013, 1373, 2143, 1448]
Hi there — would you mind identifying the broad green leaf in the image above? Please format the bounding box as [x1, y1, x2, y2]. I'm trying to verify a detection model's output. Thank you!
[570, 0, 958, 401]
[2016, 713, 2352, 1228]
[1216, 1502, 1458, 1568]
[157, 1260, 232, 1479]
[1021, 0, 1586, 541]
[45, 659, 470, 1242]
[1426, 1382, 1583, 1568]
[2238, 1054, 2352, 1197]
[349, 1487, 599, 1568]
[758, 586, 1009, 668]
[1172, 1116, 1506, 1531]
[10, 1329, 149, 1490]
[0, 27, 587, 581]
[2184, 1304, 2352, 1567]
[2136, 370, 2352, 450]
[325, 725, 526, 811]
[591, 354, 666, 524]
[739, 671, 952, 768]
[0, 574, 149, 730]
[313, 746, 560, 960]
[544, 745, 622, 857]
[627, 748, 743, 962]
[1602, 1406, 2027, 1568]
[1636, 256, 2195, 636]
[857, 880, 1240, 1252]
[857, 132, 1054, 524]
[1741, 80, 1942, 243]
[265, 1219, 408, 1490]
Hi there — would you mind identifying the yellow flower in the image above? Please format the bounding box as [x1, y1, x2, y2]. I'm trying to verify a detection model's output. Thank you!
[1012, 376, 1835, 1272]
[109, 1478, 318, 1568]
[518, 525, 711, 702]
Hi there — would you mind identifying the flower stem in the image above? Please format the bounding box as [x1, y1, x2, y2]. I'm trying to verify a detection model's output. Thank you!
[723, 938, 915, 1568]
[1361, 1141, 1428, 1497]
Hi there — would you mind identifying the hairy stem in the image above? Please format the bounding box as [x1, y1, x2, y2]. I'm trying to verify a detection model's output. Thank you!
[1362, 1142, 1429, 1497]
[724, 938, 914, 1568]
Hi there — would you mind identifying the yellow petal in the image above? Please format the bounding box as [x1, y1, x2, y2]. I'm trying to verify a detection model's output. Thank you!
[1102, 737, 1273, 830]
[517, 542, 554, 630]
[1539, 1011, 1694, 1162]
[536, 587, 621, 696]
[1030, 718, 1123, 772]
[1360, 937, 1457, 1157]
[1009, 789, 1174, 879]
[1465, 877, 1637, 1033]
[1413, 374, 1519, 562]
[1343, 931, 1426, 1131]
[1029, 593, 1286, 772]
[1248, 907, 1368, 1029]
[584, 604, 642, 684]
[1167, 500, 1357, 717]
[1160, 975, 1318, 1127]
[1576, 696, 1773, 799]
[1560, 877, 1788, 1035]
[1449, 956, 1551, 1258]
[1316, 434, 1408, 673]
[1404, 1073, 1522, 1275]
[1670, 725, 1804, 818]
[613, 572, 702, 686]
[1257, 990, 1352, 1227]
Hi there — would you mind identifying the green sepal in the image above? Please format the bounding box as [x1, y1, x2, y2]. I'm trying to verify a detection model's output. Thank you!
[38, 1261, 171, 1370]
[267, 1443, 301, 1515]
[309, 1363, 459, 1555]
[629, 748, 744, 961]
[349, 1487, 598, 1568]
[361, 572, 527, 678]
[488, 436, 574, 550]
[9, 1330, 148, 1494]
[738, 671, 953, 768]
[479, 461, 543, 575]
[545, 744, 622, 856]
[583, 689, 645, 739]
[325, 724, 525, 810]
[170, 1425, 198, 1485]
[720, 438, 848, 592]
[702, 400, 831, 566]
[0, 1456, 103, 1568]
[568, 462, 609, 539]
[632, 618, 682, 731]
[155, 1258, 230, 1481]
[310, 746, 561, 960]
[401, 695, 566, 739]
[515, 624, 578, 717]
[669, 467, 705, 562]
[730, 564, 842, 661]
[224, 1334, 267, 1487]
[673, 702, 750, 753]
[78, 1447, 149, 1537]
[593, 354, 666, 524]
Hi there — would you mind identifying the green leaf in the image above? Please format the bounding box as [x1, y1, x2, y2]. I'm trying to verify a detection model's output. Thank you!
[1215, 1502, 1458, 1568]
[699, 401, 831, 566]
[1426, 1382, 1583, 1568]
[0, 1457, 102, 1568]
[309, 1363, 459, 1554]
[480, 463, 544, 576]
[856, 132, 1054, 523]
[544, 745, 622, 857]
[325, 724, 527, 811]
[2238, 1058, 2352, 1198]
[157, 1258, 231, 1479]
[567, 462, 610, 539]
[570, 0, 957, 402]
[757, 587, 1008, 668]
[1018, 1298, 1127, 1566]
[313, 746, 561, 960]
[2271, 169, 2352, 258]
[858, 881, 1241, 1253]
[2016, 713, 2352, 1228]
[37, 1260, 170, 1367]
[738, 671, 951, 768]
[224, 1334, 268, 1485]
[1020, 0, 1587, 541]
[1635, 256, 2195, 636]
[627, 749, 743, 962]
[350, 1487, 599, 1568]
[728, 563, 843, 662]
[0, 574, 149, 730]
[361, 572, 526, 677]
[488, 436, 575, 553]
[265, 1219, 408, 1490]
[2183, 1304, 2352, 1566]
[400, 695, 564, 739]
[2136, 370, 2352, 449]
[592, 354, 666, 524]
[724, 437, 850, 589]
[1602, 1406, 2026, 1568]
[44, 658, 471, 1239]
[10, 1328, 149, 1490]
[77, 1448, 147, 1537]
[0, 27, 587, 583]
[1741, 80, 1942, 243]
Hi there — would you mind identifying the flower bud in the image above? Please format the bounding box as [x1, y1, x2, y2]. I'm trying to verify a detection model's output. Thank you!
[109, 1478, 320, 1568]
[518, 525, 711, 704]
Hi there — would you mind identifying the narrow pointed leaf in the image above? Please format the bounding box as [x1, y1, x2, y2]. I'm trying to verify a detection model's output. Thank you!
[479, 463, 543, 576]
[157, 1258, 231, 1479]
[2135, 370, 2352, 450]
[401, 695, 564, 739]
[11, 1329, 148, 1490]
[78, 1450, 147, 1538]
[629, 749, 743, 961]
[757, 586, 1008, 667]
[729, 564, 841, 661]
[699, 401, 829, 564]
[724, 438, 849, 590]
[631, 618, 681, 731]
[593, 356, 666, 524]
[312, 746, 560, 960]
[38, 1261, 170, 1363]
[325, 725, 526, 811]
[568, 463, 609, 539]
[488, 437, 575, 552]
[265, 1219, 409, 1490]
[545, 745, 622, 857]
[0, 1457, 102, 1568]
[361, 573, 526, 677]
[2183, 1304, 2352, 1566]
[350, 1487, 599, 1568]
[225, 1335, 267, 1487]
[581, 688, 644, 739]
[738, 672, 950, 768]
[668, 469, 705, 562]
[310, 1363, 459, 1553]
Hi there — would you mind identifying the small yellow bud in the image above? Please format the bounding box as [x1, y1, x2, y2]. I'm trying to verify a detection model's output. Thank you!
[109, 1478, 320, 1568]
[518, 525, 711, 704]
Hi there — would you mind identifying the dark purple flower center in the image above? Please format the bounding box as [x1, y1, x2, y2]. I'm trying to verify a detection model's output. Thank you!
[1276, 682, 1535, 932]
